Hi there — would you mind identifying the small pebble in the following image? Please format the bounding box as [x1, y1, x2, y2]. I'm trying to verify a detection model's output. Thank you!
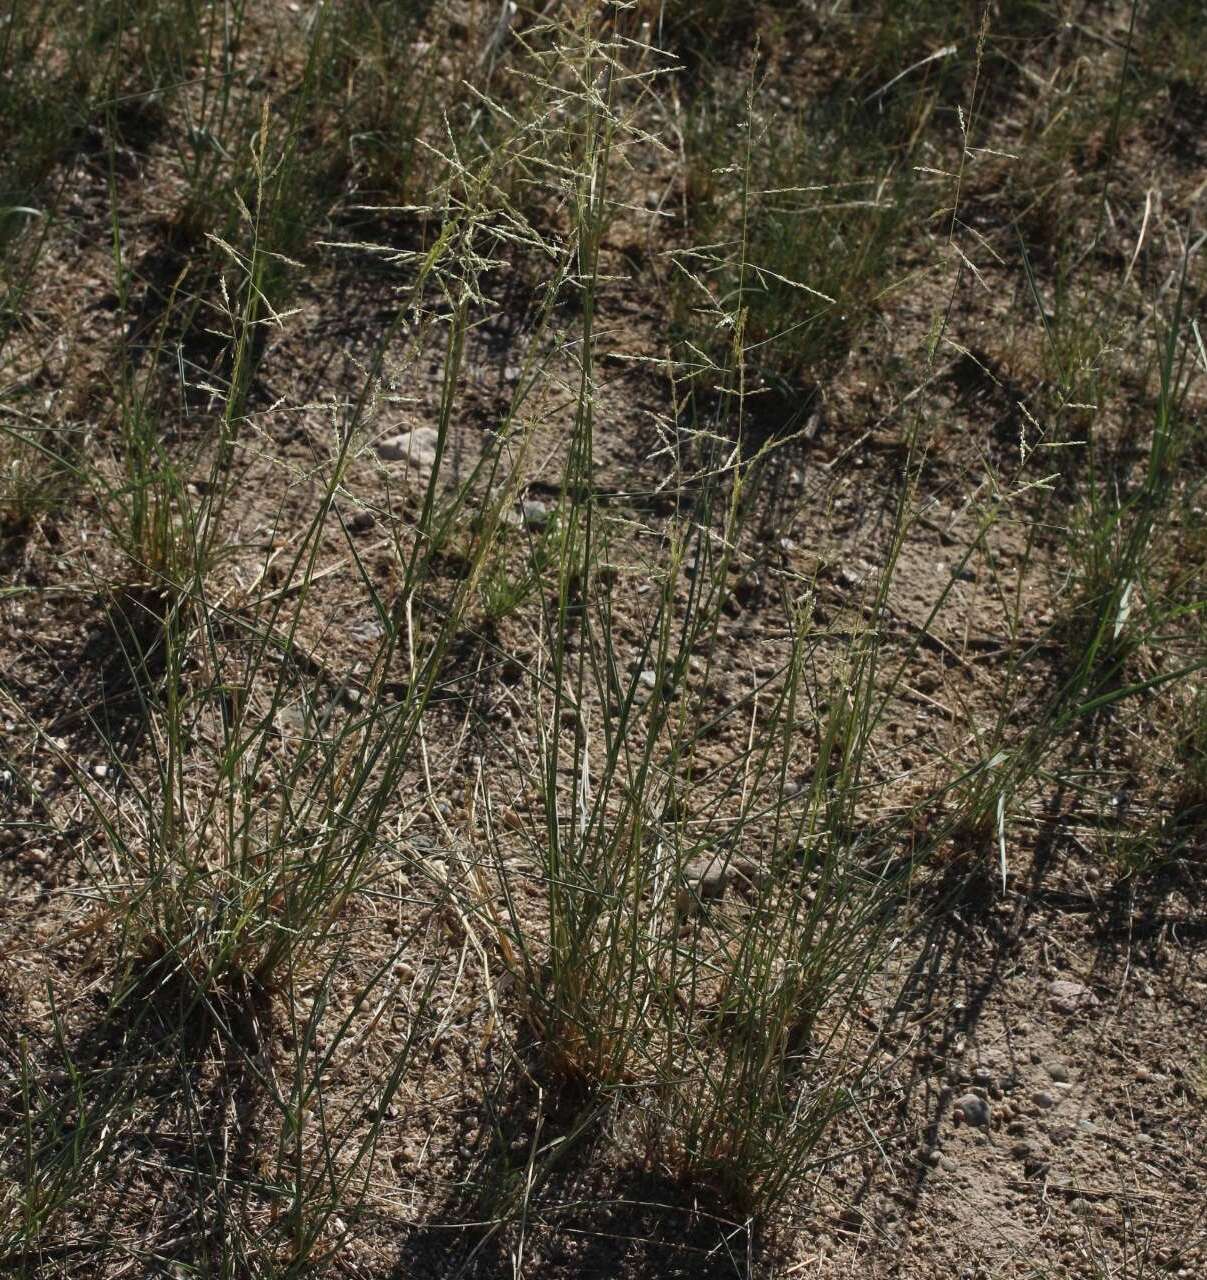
[1046, 1062, 1071, 1083]
[1032, 1090, 1057, 1111]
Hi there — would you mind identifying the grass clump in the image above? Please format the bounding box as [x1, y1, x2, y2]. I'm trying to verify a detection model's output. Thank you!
[673, 56, 938, 432]
[0, 428, 76, 537]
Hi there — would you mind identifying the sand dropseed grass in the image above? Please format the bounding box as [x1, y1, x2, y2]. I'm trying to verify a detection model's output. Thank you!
[3, 4, 1207, 1275]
